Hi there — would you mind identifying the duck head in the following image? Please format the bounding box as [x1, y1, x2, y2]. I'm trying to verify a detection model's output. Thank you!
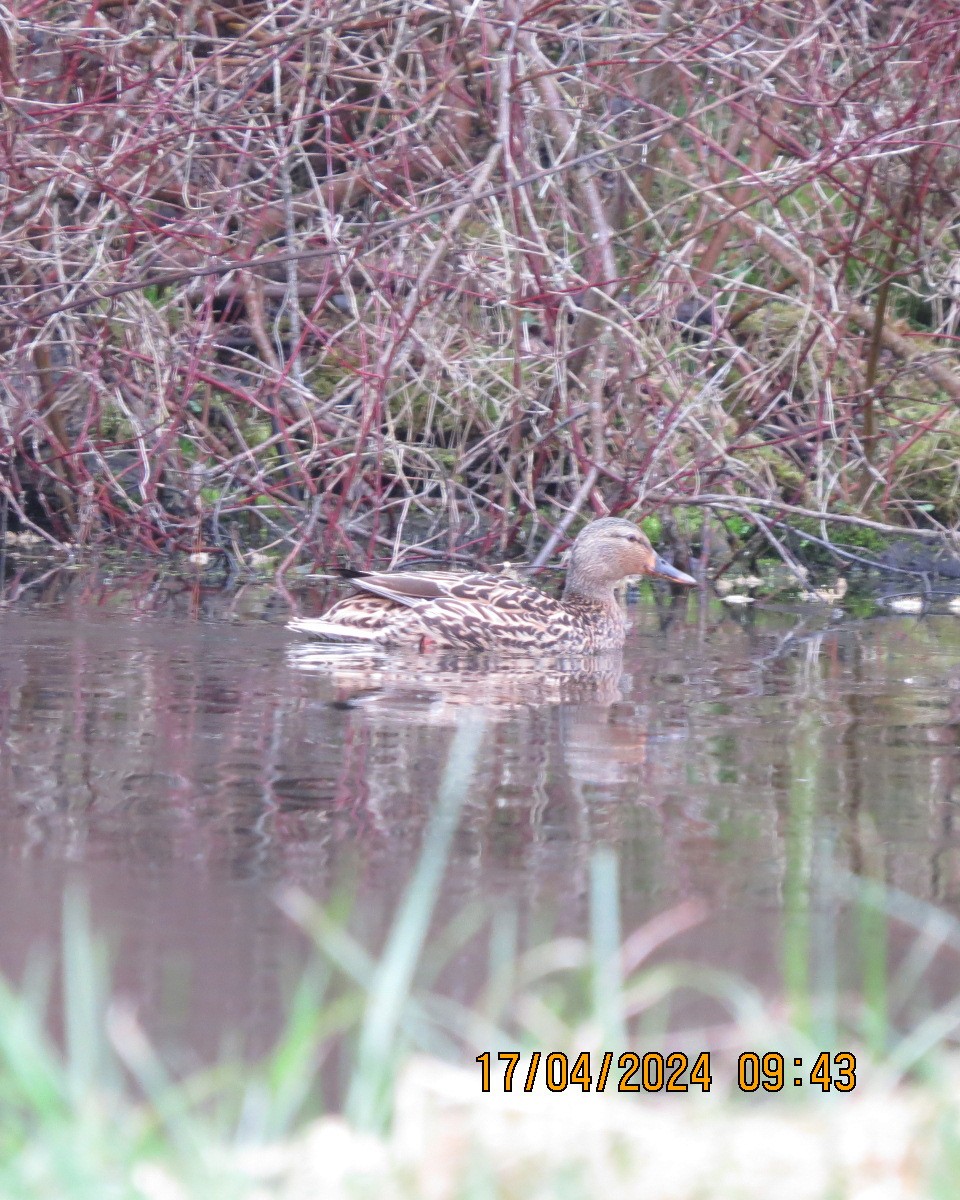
[563, 517, 697, 600]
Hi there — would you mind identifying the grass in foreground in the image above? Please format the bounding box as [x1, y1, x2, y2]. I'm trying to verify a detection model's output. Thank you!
[2, 715, 960, 1199]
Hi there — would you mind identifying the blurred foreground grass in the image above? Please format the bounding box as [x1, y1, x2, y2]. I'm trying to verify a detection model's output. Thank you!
[3, 716, 960, 1200]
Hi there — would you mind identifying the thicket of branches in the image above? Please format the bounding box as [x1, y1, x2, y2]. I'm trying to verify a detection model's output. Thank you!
[2, 0, 960, 569]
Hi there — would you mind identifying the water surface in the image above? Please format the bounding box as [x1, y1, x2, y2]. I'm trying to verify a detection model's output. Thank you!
[2, 567, 960, 1065]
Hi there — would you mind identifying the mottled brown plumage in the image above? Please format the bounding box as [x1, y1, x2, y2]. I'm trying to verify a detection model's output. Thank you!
[287, 517, 697, 652]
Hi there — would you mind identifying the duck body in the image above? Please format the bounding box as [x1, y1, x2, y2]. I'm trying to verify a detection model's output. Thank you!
[291, 571, 630, 652]
[288, 517, 696, 652]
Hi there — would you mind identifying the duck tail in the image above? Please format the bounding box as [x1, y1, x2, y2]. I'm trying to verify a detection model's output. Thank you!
[286, 617, 382, 643]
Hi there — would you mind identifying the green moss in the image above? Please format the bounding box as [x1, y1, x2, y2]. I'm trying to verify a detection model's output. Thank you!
[883, 404, 960, 522]
[843, 593, 883, 619]
[254, 498, 282, 521]
[639, 510, 707, 545]
[737, 441, 808, 496]
[718, 514, 754, 540]
[243, 419, 275, 448]
[789, 517, 887, 555]
[674, 509, 705, 537]
[307, 363, 356, 403]
[96, 405, 137, 444]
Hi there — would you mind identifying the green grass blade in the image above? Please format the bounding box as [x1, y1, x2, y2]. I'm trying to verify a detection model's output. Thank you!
[590, 848, 625, 1048]
[347, 714, 486, 1132]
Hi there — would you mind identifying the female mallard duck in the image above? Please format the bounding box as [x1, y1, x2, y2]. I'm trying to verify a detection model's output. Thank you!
[287, 517, 696, 652]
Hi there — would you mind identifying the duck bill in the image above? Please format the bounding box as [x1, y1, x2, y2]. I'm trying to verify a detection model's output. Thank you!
[651, 555, 697, 586]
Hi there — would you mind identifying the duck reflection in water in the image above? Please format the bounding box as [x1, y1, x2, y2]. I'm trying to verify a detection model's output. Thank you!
[286, 643, 627, 723]
[287, 641, 664, 809]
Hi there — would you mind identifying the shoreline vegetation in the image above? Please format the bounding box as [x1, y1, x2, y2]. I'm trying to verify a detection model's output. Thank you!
[2, 3, 960, 585]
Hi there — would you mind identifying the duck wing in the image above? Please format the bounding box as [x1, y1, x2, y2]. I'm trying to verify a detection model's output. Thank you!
[321, 570, 587, 650]
[345, 569, 497, 607]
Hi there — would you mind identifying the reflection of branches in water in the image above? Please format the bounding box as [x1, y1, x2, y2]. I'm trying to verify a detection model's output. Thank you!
[753, 615, 832, 673]
[0, 560, 68, 605]
[710, 607, 844, 700]
[646, 588, 695, 636]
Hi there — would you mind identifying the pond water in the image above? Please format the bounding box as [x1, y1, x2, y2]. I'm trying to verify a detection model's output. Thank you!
[2, 565, 960, 1071]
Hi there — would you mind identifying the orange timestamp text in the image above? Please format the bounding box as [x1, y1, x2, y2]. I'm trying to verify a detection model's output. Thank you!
[476, 1050, 857, 1093]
